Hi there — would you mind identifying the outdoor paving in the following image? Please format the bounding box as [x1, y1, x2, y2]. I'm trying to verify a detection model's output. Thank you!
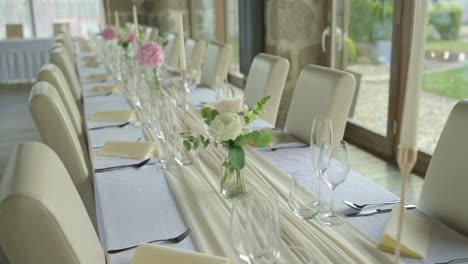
[347, 64, 458, 154]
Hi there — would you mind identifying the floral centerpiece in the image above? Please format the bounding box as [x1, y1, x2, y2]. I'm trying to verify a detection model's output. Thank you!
[136, 41, 165, 92]
[185, 96, 272, 198]
[117, 29, 135, 50]
[101, 27, 117, 41]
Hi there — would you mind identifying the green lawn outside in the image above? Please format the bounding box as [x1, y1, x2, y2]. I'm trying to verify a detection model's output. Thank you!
[423, 65, 468, 99]
[425, 40, 468, 52]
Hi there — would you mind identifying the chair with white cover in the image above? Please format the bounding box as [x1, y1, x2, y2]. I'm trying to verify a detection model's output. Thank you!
[200, 41, 232, 89]
[244, 53, 289, 125]
[6, 24, 23, 39]
[56, 32, 75, 64]
[50, 45, 82, 106]
[53, 22, 70, 36]
[417, 100, 468, 236]
[284, 65, 356, 147]
[0, 142, 105, 264]
[185, 38, 206, 75]
[36, 64, 86, 146]
[29, 82, 96, 228]
[164, 33, 179, 68]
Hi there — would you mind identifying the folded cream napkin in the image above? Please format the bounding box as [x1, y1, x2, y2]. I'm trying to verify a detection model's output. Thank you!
[89, 110, 136, 122]
[86, 73, 115, 82]
[97, 141, 158, 159]
[378, 204, 432, 258]
[262, 128, 308, 150]
[89, 85, 121, 94]
[85, 60, 103, 67]
[131, 244, 230, 264]
[81, 55, 100, 61]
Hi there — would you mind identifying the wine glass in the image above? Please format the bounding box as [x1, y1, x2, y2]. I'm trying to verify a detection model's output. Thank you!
[317, 140, 350, 225]
[152, 93, 175, 170]
[215, 75, 232, 100]
[230, 189, 280, 263]
[310, 117, 333, 211]
[186, 68, 199, 92]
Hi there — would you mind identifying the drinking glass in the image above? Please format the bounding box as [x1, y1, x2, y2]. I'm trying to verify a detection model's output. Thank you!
[186, 68, 199, 92]
[317, 140, 350, 225]
[152, 93, 175, 169]
[215, 75, 232, 100]
[288, 171, 319, 219]
[276, 246, 316, 264]
[310, 117, 333, 211]
[174, 130, 200, 166]
[230, 189, 280, 263]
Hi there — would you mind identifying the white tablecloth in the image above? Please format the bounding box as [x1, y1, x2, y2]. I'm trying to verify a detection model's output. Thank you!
[76, 50, 468, 263]
[0, 38, 54, 83]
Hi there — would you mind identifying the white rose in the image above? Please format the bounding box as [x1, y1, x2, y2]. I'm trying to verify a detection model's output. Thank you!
[215, 97, 243, 113]
[210, 112, 244, 141]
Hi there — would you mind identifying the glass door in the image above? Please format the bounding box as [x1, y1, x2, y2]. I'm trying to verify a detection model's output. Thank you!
[323, 0, 409, 159]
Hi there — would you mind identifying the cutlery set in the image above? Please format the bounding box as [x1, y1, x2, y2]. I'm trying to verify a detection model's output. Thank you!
[343, 200, 416, 217]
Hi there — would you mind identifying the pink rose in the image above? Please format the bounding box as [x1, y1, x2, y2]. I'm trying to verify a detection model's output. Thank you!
[128, 34, 135, 43]
[136, 41, 165, 68]
[102, 27, 116, 40]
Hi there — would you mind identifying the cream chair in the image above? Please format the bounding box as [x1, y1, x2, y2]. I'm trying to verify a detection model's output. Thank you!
[164, 33, 179, 68]
[284, 65, 356, 147]
[200, 41, 232, 89]
[185, 38, 206, 75]
[29, 82, 96, 228]
[36, 64, 86, 147]
[53, 22, 70, 35]
[0, 142, 105, 264]
[56, 32, 75, 64]
[50, 45, 82, 105]
[6, 24, 23, 39]
[244, 53, 289, 125]
[417, 100, 468, 236]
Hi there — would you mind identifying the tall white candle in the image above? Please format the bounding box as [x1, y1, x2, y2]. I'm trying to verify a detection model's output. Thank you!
[114, 11, 120, 29]
[178, 13, 186, 71]
[132, 5, 139, 38]
[399, 0, 428, 149]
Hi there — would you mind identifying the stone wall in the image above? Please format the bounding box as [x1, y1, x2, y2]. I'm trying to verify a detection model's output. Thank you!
[265, 0, 325, 127]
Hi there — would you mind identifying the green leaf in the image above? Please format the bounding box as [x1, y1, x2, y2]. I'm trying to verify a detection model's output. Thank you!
[203, 139, 210, 147]
[256, 131, 272, 147]
[228, 146, 245, 170]
[235, 133, 254, 146]
[193, 140, 199, 149]
[201, 107, 212, 119]
[183, 140, 192, 151]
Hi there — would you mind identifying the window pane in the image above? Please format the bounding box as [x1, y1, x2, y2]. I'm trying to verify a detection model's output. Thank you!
[0, 0, 33, 38]
[32, 0, 103, 37]
[418, 0, 468, 154]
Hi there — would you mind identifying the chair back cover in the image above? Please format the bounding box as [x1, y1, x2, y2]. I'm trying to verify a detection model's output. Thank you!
[200, 41, 232, 89]
[6, 24, 23, 39]
[164, 33, 179, 68]
[418, 100, 468, 236]
[50, 45, 82, 103]
[244, 53, 289, 125]
[185, 38, 206, 75]
[56, 32, 75, 64]
[29, 82, 96, 227]
[37, 64, 85, 143]
[284, 64, 356, 147]
[0, 142, 104, 264]
[53, 22, 70, 36]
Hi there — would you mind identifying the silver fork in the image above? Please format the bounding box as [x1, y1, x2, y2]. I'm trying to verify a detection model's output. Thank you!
[107, 228, 192, 254]
[343, 199, 400, 210]
[434, 258, 468, 264]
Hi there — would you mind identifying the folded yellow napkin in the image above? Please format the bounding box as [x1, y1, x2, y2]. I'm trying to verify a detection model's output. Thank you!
[86, 73, 114, 82]
[131, 244, 230, 264]
[250, 128, 307, 149]
[85, 60, 103, 67]
[89, 85, 121, 94]
[89, 110, 136, 122]
[81, 55, 100, 62]
[378, 204, 432, 258]
[97, 141, 157, 159]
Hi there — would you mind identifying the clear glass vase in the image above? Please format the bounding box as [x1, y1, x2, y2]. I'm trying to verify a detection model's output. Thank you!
[220, 156, 245, 198]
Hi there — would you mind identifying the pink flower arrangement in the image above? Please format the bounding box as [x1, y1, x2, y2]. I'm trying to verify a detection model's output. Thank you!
[136, 41, 165, 68]
[102, 27, 116, 40]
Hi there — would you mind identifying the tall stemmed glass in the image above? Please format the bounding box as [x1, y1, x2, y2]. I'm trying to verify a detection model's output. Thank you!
[310, 118, 333, 211]
[230, 189, 280, 263]
[152, 92, 175, 170]
[317, 140, 350, 225]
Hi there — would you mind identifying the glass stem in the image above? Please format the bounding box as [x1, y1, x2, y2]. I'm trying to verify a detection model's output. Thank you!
[316, 170, 322, 204]
[330, 185, 336, 215]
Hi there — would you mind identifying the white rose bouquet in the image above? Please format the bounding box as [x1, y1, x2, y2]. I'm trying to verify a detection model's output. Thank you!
[183, 96, 272, 197]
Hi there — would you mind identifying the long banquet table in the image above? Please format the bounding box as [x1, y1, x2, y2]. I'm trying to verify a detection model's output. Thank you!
[75, 43, 468, 264]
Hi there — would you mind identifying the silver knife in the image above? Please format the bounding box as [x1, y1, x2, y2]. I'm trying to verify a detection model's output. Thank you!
[346, 204, 416, 217]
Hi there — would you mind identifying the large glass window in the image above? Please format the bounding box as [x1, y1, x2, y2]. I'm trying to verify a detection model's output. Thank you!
[0, 0, 33, 38]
